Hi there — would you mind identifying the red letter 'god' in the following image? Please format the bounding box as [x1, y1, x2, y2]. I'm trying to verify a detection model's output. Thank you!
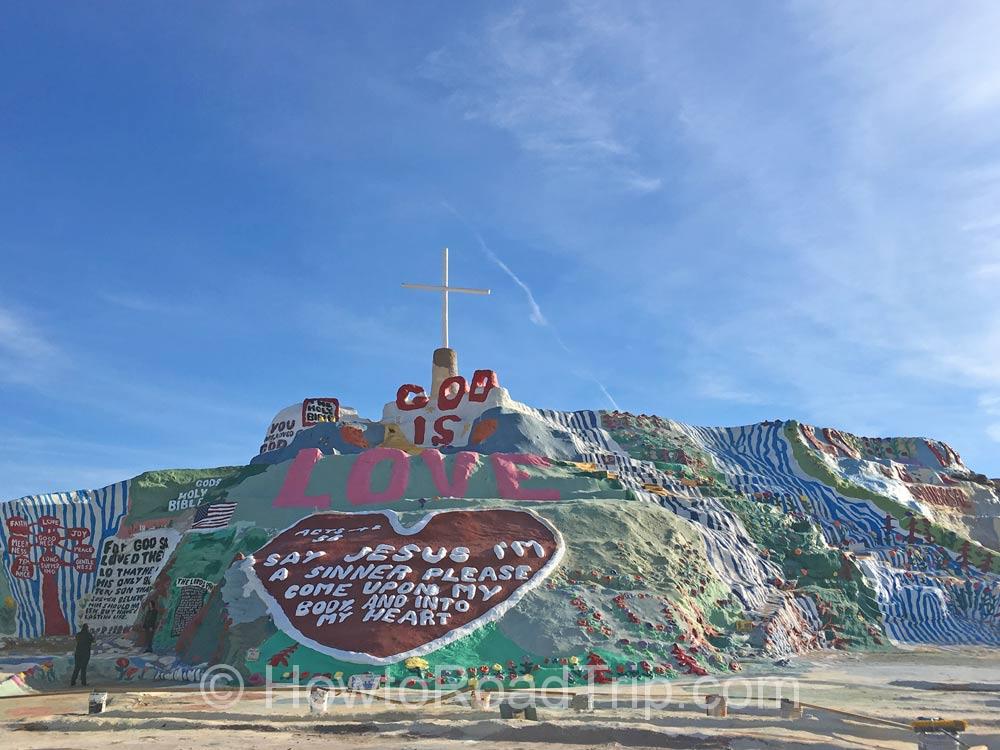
[396, 384, 429, 411]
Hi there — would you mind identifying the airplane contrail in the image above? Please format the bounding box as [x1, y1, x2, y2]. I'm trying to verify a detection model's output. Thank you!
[442, 201, 619, 410]
[442, 202, 546, 326]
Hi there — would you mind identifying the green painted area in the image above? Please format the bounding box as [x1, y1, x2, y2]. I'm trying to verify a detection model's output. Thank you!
[601, 413, 734, 494]
[117, 464, 648, 680]
[243, 620, 544, 687]
[720, 495, 888, 649]
[784, 421, 1000, 573]
[225, 498, 745, 686]
[301, 451, 630, 508]
[200, 452, 630, 534]
[125, 466, 261, 526]
[157, 526, 270, 659]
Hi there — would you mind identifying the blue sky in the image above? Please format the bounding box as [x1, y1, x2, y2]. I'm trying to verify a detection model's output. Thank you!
[2, 2, 999, 499]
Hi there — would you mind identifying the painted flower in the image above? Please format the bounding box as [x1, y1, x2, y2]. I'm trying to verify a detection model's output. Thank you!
[404, 656, 429, 672]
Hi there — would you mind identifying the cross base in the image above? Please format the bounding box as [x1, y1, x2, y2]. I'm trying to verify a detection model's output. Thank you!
[432, 347, 459, 400]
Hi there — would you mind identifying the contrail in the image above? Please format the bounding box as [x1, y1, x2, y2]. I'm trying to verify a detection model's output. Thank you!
[549, 328, 621, 411]
[596, 382, 620, 411]
[442, 202, 545, 325]
[442, 201, 619, 410]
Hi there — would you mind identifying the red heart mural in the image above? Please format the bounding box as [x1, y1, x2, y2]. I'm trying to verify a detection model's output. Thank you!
[243, 508, 564, 664]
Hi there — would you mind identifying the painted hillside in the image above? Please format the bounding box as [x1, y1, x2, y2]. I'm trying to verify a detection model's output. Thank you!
[1, 368, 998, 691]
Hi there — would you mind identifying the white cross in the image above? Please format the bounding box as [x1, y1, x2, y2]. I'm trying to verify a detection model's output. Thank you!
[402, 247, 490, 349]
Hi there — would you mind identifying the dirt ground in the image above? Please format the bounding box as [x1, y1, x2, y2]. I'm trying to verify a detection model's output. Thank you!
[2, 648, 999, 749]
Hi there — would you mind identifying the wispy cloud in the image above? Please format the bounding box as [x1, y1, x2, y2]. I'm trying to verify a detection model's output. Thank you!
[980, 394, 1000, 445]
[973, 262, 1000, 279]
[423, 5, 661, 194]
[296, 299, 427, 365]
[0, 304, 271, 499]
[693, 373, 763, 406]
[421, 2, 1000, 458]
[616, 2, 1000, 446]
[0, 305, 60, 384]
[0, 461, 140, 501]
[99, 290, 190, 315]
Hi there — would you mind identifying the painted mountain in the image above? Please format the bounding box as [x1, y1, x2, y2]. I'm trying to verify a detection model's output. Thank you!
[1, 368, 997, 689]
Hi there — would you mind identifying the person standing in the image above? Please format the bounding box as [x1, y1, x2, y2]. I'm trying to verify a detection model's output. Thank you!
[142, 603, 158, 653]
[71, 624, 94, 687]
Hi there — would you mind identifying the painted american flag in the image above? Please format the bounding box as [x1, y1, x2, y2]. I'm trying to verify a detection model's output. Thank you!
[190, 501, 238, 531]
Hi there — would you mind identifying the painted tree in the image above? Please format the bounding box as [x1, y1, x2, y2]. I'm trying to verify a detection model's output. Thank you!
[6, 514, 96, 636]
[0, 483, 129, 638]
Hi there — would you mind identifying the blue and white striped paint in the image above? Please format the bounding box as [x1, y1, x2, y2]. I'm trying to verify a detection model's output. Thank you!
[0, 482, 130, 638]
[530, 408, 622, 455]
[676, 422, 1000, 645]
[525, 410, 796, 648]
[525, 409, 999, 648]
